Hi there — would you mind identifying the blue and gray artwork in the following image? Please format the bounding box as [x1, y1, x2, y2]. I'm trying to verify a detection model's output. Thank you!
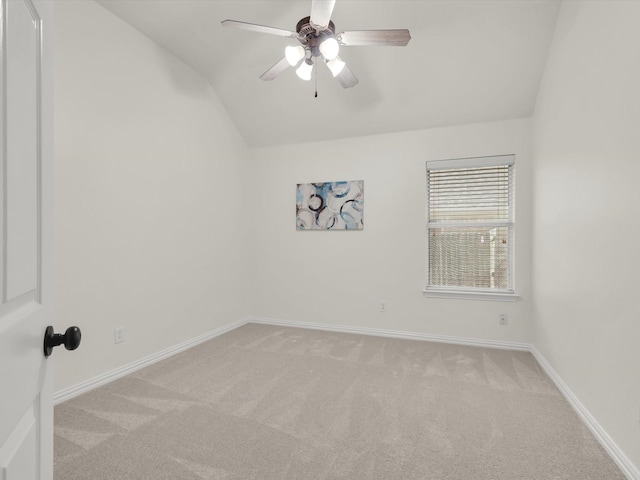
[296, 181, 364, 230]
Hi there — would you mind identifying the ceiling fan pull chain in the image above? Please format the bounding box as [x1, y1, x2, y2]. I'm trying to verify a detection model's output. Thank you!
[314, 61, 318, 97]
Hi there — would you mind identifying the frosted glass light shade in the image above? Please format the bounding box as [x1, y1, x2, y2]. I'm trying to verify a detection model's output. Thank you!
[319, 37, 339, 60]
[285, 45, 305, 66]
[296, 60, 313, 81]
[326, 56, 345, 77]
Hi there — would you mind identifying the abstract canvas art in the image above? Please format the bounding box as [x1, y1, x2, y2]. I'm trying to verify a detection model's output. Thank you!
[296, 181, 364, 230]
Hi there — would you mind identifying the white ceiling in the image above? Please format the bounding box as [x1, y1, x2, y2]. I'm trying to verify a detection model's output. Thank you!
[95, 0, 560, 148]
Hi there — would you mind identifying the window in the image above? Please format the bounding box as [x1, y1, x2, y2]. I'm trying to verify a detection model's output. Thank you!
[425, 155, 515, 300]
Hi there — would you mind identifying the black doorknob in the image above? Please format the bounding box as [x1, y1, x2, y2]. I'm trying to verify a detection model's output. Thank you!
[43, 326, 81, 358]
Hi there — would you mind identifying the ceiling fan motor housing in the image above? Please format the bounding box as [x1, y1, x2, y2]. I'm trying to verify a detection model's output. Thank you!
[296, 16, 337, 57]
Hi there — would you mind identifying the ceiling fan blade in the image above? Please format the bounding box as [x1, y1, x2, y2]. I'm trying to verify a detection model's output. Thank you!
[336, 64, 358, 88]
[222, 20, 298, 38]
[259, 57, 291, 81]
[337, 29, 411, 46]
[310, 0, 336, 29]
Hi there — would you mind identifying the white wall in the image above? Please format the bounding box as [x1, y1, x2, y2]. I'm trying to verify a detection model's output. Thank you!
[52, 0, 638, 474]
[54, 1, 251, 391]
[532, 1, 640, 473]
[249, 119, 533, 344]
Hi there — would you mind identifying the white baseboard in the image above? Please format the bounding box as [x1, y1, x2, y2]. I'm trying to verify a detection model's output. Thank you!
[247, 316, 532, 351]
[53, 317, 249, 405]
[531, 347, 639, 480]
[53, 315, 639, 479]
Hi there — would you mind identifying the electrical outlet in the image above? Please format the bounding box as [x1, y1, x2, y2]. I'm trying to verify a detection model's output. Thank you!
[114, 327, 124, 344]
[379, 301, 387, 313]
[499, 314, 507, 326]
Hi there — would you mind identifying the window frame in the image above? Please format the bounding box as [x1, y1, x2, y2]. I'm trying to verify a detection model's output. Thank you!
[423, 154, 518, 302]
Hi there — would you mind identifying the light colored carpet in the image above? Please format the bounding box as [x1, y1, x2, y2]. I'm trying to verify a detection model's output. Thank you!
[54, 323, 624, 479]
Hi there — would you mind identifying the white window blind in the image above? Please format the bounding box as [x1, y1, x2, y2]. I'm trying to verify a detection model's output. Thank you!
[426, 155, 515, 295]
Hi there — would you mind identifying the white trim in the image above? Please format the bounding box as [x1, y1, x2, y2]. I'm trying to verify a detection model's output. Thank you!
[531, 347, 639, 480]
[53, 317, 249, 405]
[247, 316, 531, 351]
[427, 153, 515, 170]
[422, 288, 520, 302]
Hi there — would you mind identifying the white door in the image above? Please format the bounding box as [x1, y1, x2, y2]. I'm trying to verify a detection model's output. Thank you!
[0, 0, 55, 478]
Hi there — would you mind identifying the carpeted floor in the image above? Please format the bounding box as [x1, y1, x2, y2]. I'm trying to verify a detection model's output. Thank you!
[54, 323, 625, 479]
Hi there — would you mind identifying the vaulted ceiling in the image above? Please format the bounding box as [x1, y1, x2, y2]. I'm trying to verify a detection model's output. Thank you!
[96, 0, 560, 147]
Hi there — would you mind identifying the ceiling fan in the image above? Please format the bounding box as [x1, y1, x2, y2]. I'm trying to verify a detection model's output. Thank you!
[222, 0, 411, 89]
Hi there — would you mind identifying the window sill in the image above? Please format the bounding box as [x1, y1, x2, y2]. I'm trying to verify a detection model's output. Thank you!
[422, 288, 520, 302]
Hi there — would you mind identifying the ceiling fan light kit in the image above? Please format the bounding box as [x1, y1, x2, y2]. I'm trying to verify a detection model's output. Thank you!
[285, 45, 306, 66]
[318, 36, 339, 60]
[222, 0, 410, 90]
[296, 59, 314, 81]
[326, 56, 346, 77]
